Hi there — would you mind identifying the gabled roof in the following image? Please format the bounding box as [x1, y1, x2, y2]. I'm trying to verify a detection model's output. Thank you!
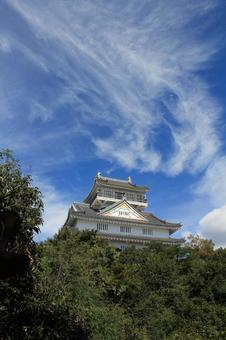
[98, 199, 148, 221]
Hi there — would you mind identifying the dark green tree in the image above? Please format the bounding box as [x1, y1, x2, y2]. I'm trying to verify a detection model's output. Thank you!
[35, 229, 226, 339]
[0, 149, 43, 339]
[0, 149, 43, 252]
[34, 227, 132, 339]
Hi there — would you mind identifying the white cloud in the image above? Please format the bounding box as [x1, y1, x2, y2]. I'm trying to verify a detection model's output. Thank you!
[30, 101, 53, 122]
[1, 0, 225, 244]
[0, 36, 11, 53]
[33, 177, 70, 241]
[196, 156, 226, 247]
[94, 131, 161, 172]
[196, 156, 226, 206]
[4, 0, 222, 175]
[199, 205, 226, 247]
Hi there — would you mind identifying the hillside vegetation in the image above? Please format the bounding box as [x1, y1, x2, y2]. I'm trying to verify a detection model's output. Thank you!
[2, 227, 226, 339]
[1, 149, 226, 339]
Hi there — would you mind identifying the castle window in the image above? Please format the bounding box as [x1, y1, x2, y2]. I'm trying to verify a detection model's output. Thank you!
[103, 190, 112, 197]
[142, 228, 153, 236]
[115, 192, 123, 199]
[136, 194, 144, 202]
[97, 223, 108, 231]
[127, 193, 134, 201]
[120, 226, 131, 233]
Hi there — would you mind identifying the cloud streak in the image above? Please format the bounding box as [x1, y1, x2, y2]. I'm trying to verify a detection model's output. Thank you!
[32, 177, 71, 241]
[2, 0, 222, 175]
[1, 0, 225, 241]
[196, 156, 226, 207]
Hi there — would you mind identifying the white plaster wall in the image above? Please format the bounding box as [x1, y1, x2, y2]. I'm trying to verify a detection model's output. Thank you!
[75, 219, 97, 231]
[154, 229, 169, 238]
[75, 219, 169, 238]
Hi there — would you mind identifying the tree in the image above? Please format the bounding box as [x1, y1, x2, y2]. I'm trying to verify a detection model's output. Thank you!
[0, 149, 43, 252]
[0, 149, 43, 339]
[34, 227, 131, 339]
[32, 226, 226, 339]
[186, 233, 215, 256]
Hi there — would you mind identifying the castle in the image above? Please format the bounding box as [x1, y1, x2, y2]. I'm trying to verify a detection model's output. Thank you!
[65, 173, 183, 249]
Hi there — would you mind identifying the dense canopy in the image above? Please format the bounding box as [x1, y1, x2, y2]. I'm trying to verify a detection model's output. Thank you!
[1, 150, 226, 339]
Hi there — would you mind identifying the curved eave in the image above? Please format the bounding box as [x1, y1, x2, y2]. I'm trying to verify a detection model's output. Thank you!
[169, 225, 182, 235]
[64, 206, 77, 226]
[83, 179, 98, 203]
[71, 212, 181, 231]
[98, 233, 185, 244]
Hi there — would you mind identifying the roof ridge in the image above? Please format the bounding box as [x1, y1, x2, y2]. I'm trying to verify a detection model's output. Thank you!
[97, 175, 130, 183]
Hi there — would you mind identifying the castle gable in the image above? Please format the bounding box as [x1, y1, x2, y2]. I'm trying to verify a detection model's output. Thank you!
[99, 200, 148, 221]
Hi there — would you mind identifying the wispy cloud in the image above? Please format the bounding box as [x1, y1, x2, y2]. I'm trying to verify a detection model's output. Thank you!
[2, 0, 222, 175]
[0, 35, 11, 52]
[196, 156, 226, 207]
[1, 0, 225, 241]
[29, 101, 53, 122]
[33, 177, 71, 241]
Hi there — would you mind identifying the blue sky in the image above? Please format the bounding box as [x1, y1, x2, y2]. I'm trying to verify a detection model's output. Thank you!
[1, 0, 226, 245]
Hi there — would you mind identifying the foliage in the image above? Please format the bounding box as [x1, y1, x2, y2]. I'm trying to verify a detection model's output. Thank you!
[186, 233, 215, 256]
[32, 228, 226, 339]
[0, 149, 43, 253]
[0, 149, 43, 339]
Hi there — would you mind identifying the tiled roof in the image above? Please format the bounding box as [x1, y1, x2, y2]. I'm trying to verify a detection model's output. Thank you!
[95, 174, 149, 190]
[72, 202, 97, 217]
[142, 212, 181, 227]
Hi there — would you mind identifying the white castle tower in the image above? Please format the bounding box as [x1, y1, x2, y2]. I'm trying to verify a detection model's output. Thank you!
[65, 173, 183, 249]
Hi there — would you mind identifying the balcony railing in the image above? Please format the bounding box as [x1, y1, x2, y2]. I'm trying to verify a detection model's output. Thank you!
[97, 192, 147, 203]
